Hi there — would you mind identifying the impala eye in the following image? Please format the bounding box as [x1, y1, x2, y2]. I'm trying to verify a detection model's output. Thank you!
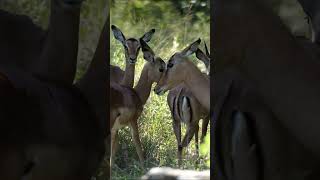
[167, 63, 173, 68]
[159, 68, 164, 72]
[144, 54, 152, 60]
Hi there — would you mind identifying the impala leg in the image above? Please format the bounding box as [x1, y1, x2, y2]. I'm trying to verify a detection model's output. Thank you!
[201, 116, 210, 143]
[193, 124, 200, 167]
[101, 133, 111, 180]
[110, 130, 118, 168]
[172, 117, 182, 168]
[232, 111, 259, 180]
[129, 120, 144, 166]
[0, 147, 24, 180]
[195, 124, 199, 157]
[178, 146, 182, 168]
[31, 0, 82, 84]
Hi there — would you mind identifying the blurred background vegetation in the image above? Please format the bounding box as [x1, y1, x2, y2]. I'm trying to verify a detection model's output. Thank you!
[110, 0, 210, 179]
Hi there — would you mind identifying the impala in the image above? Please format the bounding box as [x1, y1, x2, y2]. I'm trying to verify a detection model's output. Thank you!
[0, 1, 108, 179]
[111, 25, 155, 87]
[110, 39, 165, 166]
[297, 0, 320, 44]
[154, 39, 210, 111]
[212, 0, 320, 179]
[166, 42, 210, 166]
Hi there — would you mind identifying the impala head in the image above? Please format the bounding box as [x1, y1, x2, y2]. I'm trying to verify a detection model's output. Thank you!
[111, 25, 155, 64]
[154, 39, 201, 95]
[196, 41, 211, 73]
[140, 39, 166, 82]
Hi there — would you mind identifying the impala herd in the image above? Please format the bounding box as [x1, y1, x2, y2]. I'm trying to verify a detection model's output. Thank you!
[110, 26, 210, 168]
[0, 0, 209, 178]
[8, 0, 320, 179]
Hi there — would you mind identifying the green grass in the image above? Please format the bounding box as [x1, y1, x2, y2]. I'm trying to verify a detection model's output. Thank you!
[110, 1, 210, 179]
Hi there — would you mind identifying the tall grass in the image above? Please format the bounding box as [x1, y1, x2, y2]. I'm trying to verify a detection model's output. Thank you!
[110, 1, 210, 179]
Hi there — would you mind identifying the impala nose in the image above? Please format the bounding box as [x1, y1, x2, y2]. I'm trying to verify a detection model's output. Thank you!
[129, 57, 136, 64]
[154, 88, 165, 95]
[154, 88, 159, 94]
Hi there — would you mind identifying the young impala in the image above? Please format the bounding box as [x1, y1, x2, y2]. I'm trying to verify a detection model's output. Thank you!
[110, 39, 165, 167]
[111, 25, 155, 87]
[166, 41, 211, 166]
[155, 39, 210, 111]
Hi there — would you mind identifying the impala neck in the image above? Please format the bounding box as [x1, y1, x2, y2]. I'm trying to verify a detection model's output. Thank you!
[184, 61, 210, 111]
[76, 21, 107, 130]
[32, 0, 81, 85]
[134, 63, 153, 106]
[121, 61, 135, 87]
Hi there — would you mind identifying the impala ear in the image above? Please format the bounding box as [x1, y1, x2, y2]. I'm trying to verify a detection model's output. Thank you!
[111, 25, 126, 45]
[140, 39, 155, 62]
[141, 29, 155, 43]
[181, 38, 201, 57]
[196, 48, 210, 68]
[204, 41, 210, 57]
[159, 58, 166, 70]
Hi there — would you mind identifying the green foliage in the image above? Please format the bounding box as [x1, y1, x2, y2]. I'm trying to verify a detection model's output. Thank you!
[111, 0, 209, 179]
[200, 135, 210, 167]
